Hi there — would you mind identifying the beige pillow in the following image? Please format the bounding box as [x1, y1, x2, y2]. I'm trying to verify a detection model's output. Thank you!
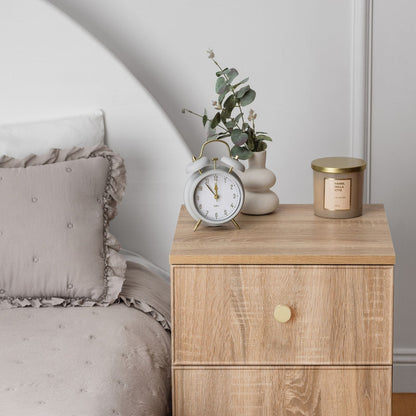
[0, 145, 127, 308]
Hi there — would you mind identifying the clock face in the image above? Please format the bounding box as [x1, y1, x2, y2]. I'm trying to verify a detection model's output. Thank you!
[193, 171, 243, 223]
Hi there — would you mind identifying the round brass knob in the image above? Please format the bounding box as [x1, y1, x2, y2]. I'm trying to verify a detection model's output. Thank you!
[274, 304, 292, 323]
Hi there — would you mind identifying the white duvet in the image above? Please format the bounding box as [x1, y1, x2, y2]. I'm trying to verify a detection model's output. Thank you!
[0, 261, 171, 416]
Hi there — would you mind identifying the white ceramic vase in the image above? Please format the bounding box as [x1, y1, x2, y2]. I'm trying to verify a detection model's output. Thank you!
[240, 150, 279, 215]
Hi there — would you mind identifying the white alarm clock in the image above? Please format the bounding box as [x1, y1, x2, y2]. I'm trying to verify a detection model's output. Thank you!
[184, 139, 245, 231]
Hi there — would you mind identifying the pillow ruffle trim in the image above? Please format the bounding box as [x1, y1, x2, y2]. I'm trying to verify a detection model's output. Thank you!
[118, 296, 171, 331]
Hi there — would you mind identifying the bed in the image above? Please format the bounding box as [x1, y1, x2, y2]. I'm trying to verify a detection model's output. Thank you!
[0, 112, 174, 416]
[0, 261, 171, 416]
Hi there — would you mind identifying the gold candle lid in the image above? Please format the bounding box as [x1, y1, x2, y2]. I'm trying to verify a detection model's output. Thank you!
[311, 157, 367, 174]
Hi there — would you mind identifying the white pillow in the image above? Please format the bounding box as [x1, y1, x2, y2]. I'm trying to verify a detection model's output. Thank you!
[0, 110, 105, 158]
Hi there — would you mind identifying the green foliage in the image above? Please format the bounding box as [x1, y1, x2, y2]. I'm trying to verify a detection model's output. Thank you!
[257, 134, 272, 141]
[182, 51, 273, 159]
[210, 112, 221, 129]
[232, 77, 249, 89]
[240, 89, 256, 106]
[236, 85, 250, 99]
[231, 145, 252, 160]
[224, 68, 239, 83]
[215, 77, 227, 94]
[231, 129, 248, 146]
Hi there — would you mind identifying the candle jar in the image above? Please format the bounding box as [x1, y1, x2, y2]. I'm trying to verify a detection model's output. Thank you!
[311, 157, 366, 219]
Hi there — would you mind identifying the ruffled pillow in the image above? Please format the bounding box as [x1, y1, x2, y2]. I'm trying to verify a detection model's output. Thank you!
[0, 145, 127, 308]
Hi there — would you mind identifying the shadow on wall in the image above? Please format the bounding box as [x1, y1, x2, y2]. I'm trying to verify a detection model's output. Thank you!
[46, 0, 204, 156]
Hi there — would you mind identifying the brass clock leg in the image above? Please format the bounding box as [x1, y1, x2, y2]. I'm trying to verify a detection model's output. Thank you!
[193, 219, 202, 232]
[231, 218, 240, 229]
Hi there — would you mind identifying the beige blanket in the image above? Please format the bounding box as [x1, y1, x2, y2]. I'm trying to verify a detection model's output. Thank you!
[0, 261, 171, 416]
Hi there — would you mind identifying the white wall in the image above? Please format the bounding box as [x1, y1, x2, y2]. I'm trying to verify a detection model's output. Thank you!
[47, 0, 355, 204]
[0, 0, 191, 271]
[372, 0, 416, 392]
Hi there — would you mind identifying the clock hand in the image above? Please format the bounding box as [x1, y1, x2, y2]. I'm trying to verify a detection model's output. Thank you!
[214, 183, 219, 200]
[205, 183, 216, 198]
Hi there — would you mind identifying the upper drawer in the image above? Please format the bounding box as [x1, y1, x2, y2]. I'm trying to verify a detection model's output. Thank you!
[172, 265, 393, 365]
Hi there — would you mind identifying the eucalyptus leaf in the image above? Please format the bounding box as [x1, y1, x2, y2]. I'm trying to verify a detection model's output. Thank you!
[221, 110, 228, 124]
[257, 134, 272, 141]
[224, 84, 231, 96]
[218, 90, 227, 104]
[202, 114, 208, 127]
[225, 120, 235, 129]
[236, 85, 250, 99]
[256, 141, 267, 151]
[231, 145, 252, 160]
[218, 85, 230, 103]
[231, 129, 248, 146]
[224, 94, 236, 112]
[232, 77, 249, 89]
[215, 68, 229, 77]
[210, 112, 221, 128]
[225, 68, 239, 83]
[246, 134, 255, 151]
[216, 77, 228, 94]
[221, 107, 231, 120]
[240, 89, 256, 106]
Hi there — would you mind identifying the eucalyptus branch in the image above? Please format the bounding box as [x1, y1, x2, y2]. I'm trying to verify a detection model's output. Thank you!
[214, 65, 245, 130]
[182, 108, 228, 132]
[181, 49, 272, 160]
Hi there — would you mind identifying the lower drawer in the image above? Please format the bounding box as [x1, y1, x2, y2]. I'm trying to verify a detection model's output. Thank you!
[173, 366, 391, 416]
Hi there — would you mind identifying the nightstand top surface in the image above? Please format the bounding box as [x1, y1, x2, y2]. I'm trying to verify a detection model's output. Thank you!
[170, 204, 395, 265]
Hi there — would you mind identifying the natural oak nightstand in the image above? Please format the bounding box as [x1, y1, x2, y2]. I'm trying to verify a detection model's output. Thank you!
[170, 204, 395, 416]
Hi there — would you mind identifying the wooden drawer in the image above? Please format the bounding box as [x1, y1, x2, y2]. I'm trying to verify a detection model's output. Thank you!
[172, 265, 393, 365]
[173, 366, 391, 416]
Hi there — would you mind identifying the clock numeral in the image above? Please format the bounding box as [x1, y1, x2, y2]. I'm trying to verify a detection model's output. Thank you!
[233, 193, 236, 199]
[205, 179, 209, 185]
[205, 210, 209, 217]
[231, 203, 234, 208]
[199, 204, 202, 209]
[224, 177, 227, 183]
[196, 195, 200, 201]
[230, 184, 234, 189]
[215, 212, 218, 219]
[214, 174, 218, 181]
[224, 209, 228, 216]
[198, 186, 202, 191]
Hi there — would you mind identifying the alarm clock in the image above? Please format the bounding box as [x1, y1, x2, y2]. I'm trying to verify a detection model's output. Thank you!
[184, 139, 245, 231]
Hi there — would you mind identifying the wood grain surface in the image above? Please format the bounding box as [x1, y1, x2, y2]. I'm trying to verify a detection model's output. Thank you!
[170, 204, 395, 265]
[393, 394, 416, 416]
[173, 366, 391, 416]
[173, 265, 393, 365]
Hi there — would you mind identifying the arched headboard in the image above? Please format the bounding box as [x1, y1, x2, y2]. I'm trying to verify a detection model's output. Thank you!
[0, 0, 191, 270]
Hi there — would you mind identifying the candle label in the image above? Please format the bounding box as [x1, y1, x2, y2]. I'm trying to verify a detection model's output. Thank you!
[324, 178, 351, 211]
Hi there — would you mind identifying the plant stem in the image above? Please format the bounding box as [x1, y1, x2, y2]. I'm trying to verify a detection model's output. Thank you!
[183, 108, 203, 118]
[183, 108, 228, 132]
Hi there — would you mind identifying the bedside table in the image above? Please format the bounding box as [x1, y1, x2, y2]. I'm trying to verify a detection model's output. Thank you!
[170, 204, 395, 415]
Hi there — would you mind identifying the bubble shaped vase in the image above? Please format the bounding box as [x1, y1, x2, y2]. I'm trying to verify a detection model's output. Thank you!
[239, 150, 279, 215]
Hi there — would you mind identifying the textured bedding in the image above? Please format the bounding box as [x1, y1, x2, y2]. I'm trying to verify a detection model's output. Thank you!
[0, 261, 171, 416]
